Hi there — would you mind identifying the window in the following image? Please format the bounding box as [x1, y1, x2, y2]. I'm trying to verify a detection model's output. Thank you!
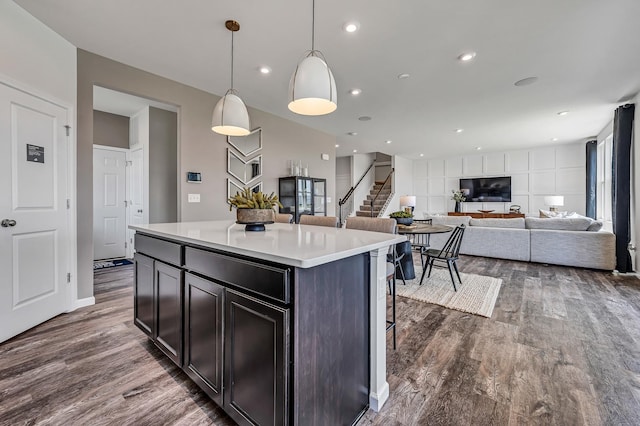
[597, 134, 613, 232]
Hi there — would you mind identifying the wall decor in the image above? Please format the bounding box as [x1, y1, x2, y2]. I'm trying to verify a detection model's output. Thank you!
[227, 127, 262, 157]
[227, 178, 262, 201]
[227, 148, 262, 184]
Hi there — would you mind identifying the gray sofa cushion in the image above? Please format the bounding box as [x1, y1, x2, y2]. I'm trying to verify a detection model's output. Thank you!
[525, 217, 592, 231]
[469, 218, 525, 229]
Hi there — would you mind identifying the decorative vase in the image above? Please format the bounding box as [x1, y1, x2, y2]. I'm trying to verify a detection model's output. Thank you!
[455, 202, 461, 213]
[394, 217, 413, 226]
[236, 209, 274, 231]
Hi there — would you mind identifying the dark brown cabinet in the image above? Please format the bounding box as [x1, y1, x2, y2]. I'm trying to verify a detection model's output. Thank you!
[134, 253, 154, 337]
[183, 272, 224, 405]
[133, 235, 184, 367]
[154, 261, 183, 365]
[279, 176, 327, 223]
[224, 289, 289, 426]
[134, 232, 369, 425]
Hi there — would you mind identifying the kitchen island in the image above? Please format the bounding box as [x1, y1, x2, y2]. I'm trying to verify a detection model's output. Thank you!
[129, 220, 405, 425]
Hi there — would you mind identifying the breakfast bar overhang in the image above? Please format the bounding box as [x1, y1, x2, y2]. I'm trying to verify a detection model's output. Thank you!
[130, 220, 406, 425]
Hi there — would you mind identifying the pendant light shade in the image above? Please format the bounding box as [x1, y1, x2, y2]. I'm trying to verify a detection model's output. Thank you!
[288, 51, 337, 115]
[212, 89, 250, 136]
[288, 0, 337, 116]
[212, 20, 251, 136]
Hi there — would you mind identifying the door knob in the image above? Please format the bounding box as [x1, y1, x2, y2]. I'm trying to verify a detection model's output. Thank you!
[137, 210, 143, 213]
[1, 219, 17, 227]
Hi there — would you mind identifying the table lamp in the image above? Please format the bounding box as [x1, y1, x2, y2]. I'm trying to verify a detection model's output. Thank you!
[400, 195, 416, 213]
[544, 195, 564, 212]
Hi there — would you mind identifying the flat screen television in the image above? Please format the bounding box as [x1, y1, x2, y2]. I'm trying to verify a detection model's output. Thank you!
[459, 176, 511, 202]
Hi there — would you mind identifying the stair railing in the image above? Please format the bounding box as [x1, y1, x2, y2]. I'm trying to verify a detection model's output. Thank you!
[338, 160, 375, 225]
[370, 168, 395, 217]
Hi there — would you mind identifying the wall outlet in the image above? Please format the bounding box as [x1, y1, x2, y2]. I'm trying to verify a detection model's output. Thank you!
[188, 193, 200, 203]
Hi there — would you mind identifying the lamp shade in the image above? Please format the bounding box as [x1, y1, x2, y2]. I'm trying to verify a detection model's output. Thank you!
[211, 91, 251, 136]
[544, 196, 564, 206]
[400, 195, 416, 207]
[288, 52, 337, 116]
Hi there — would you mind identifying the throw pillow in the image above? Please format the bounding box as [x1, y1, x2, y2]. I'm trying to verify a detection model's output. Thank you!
[587, 220, 604, 232]
[526, 217, 593, 231]
[539, 209, 576, 218]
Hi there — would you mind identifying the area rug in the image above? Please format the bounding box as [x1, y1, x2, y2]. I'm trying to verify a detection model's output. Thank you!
[396, 266, 502, 318]
[93, 259, 133, 270]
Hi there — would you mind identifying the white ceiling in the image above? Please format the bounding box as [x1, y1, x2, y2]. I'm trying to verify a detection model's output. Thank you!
[15, 0, 640, 159]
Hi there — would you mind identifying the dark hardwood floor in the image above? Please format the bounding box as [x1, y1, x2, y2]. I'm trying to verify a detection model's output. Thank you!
[1, 257, 640, 425]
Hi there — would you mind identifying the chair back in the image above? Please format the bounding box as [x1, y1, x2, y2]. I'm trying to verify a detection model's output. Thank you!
[299, 215, 338, 228]
[437, 225, 466, 259]
[274, 213, 293, 224]
[345, 217, 397, 234]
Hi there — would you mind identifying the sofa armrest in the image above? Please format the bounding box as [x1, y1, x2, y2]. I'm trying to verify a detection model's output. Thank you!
[530, 229, 615, 270]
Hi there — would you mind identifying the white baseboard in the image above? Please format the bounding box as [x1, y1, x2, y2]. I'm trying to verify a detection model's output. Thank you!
[66, 296, 96, 312]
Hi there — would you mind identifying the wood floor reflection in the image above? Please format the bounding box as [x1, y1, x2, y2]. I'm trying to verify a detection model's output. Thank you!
[1, 256, 640, 425]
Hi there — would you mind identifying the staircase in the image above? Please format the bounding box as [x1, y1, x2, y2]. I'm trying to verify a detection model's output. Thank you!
[355, 182, 393, 217]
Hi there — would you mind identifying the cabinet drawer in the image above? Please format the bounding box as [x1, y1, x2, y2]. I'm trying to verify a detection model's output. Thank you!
[185, 247, 290, 304]
[135, 233, 183, 267]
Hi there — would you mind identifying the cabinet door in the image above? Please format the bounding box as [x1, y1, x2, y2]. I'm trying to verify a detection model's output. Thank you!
[183, 273, 224, 405]
[313, 179, 326, 216]
[224, 290, 289, 426]
[154, 262, 183, 366]
[133, 253, 154, 337]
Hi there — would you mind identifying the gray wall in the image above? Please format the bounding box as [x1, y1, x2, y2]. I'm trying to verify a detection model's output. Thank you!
[93, 110, 129, 148]
[77, 49, 336, 298]
[149, 107, 178, 223]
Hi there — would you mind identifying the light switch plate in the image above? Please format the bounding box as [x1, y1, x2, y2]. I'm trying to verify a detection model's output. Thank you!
[321, 153, 330, 161]
[188, 193, 200, 203]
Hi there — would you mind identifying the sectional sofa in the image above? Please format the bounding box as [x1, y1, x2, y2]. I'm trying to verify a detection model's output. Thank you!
[424, 215, 616, 270]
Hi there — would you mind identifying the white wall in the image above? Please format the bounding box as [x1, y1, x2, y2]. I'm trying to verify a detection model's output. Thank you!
[412, 142, 587, 217]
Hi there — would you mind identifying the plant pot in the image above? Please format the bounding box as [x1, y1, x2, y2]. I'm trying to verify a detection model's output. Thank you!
[393, 217, 413, 226]
[455, 202, 461, 213]
[236, 209, 274, 231]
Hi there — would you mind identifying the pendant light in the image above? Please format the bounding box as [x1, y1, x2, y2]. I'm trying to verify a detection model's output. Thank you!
[212, 20, 251, 136]
[288, 0, 337, 116]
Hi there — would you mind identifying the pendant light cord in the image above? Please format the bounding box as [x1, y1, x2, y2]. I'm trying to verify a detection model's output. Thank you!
[230, 30, 234, 90]
[311, 0, 315, 51]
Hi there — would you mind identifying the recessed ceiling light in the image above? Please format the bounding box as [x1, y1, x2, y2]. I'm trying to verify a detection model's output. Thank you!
[259, 66, 271, 74]
[514, 77, 538, 86]
[335, 144, 340, 147]
[457, 52, 477, 62]
[386, 140, 392, 144]
[349, 88, 362, 95]
[353, 149, 358, 153]
[551, 138, 558, 142]
[455, 128, 464, 133]
[347, 132, 358, 136]
[358, 116, 372, 121]
[420, 153, 424, 157]
[557, 111, 569, 116]
[398, 73, 410, 79]
[344, 22, 359, 33]
[476, 147, 482, 150]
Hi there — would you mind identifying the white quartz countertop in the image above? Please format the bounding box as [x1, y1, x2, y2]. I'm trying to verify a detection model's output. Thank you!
[130, 221, 407, 268]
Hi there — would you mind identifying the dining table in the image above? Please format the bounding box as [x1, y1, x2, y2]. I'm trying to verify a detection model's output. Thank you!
[396, 222, 453, 281]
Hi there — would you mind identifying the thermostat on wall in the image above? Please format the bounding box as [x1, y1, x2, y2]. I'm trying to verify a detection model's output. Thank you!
[186, 172, 202, 183]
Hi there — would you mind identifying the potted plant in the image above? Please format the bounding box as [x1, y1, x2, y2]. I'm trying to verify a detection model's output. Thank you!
[228, 188, 283, 231]
[451, 189, 466, 212]
[389, 210, 414, 226]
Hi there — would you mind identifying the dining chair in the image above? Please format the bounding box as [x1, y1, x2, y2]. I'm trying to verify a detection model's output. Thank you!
[299, 214, 338, 228]
[408, 218, 433, 260]
[420, 224, 466, 290]
[345, 216, 403, 349]
[274, 213, 293, 224]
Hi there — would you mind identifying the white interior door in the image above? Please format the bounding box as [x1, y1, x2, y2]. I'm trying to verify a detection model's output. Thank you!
[93, 146, 127, 260]
[0, 82, 70, 343]
[128, 147, 144, 254]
